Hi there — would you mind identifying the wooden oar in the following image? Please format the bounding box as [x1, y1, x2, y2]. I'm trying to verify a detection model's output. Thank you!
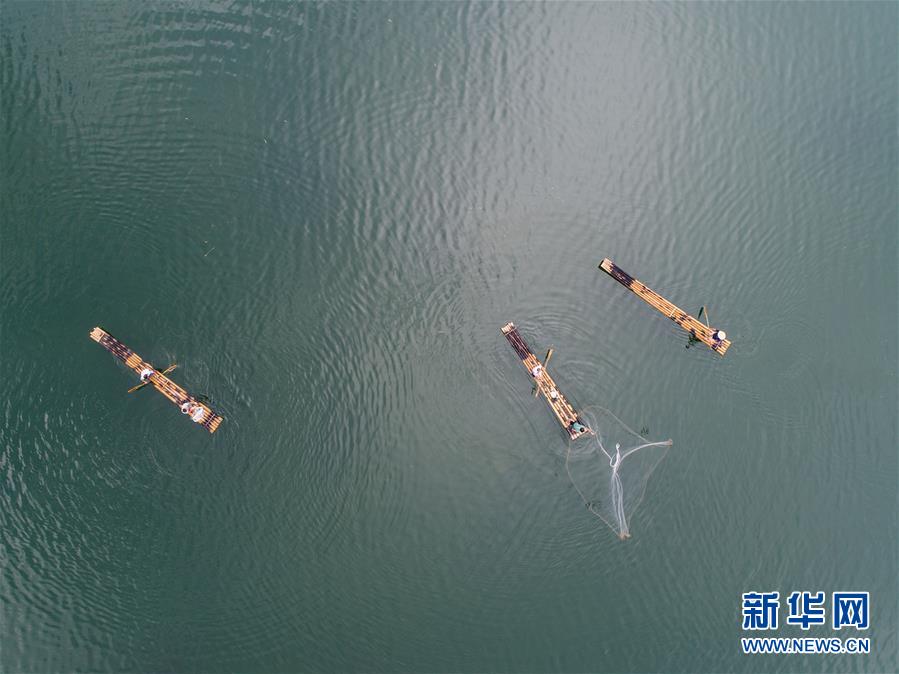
[686, 307, 711, 350]
[128, 364, 177, 393]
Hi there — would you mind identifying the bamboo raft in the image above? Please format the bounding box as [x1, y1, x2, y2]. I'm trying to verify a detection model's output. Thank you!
[501, 322, 591, 440]
[598, 258, 732, 356]
[89, 327, 223, 433]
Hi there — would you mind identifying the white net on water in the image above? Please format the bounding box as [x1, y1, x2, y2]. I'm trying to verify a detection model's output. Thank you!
[565, 406, 672, 539]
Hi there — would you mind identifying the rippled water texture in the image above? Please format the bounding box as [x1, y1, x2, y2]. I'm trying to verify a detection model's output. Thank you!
[2, 2, 896, 672]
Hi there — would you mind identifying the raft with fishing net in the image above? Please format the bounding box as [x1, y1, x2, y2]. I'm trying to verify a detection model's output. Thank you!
[500, 321, 591, 441]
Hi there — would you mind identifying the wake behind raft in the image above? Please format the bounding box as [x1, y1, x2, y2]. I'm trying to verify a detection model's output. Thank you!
[89, 327, 223, 433]
[501, 322, 591, 440]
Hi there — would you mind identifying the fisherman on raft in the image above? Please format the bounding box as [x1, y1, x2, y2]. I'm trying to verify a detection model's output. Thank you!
[569, 419, 588, 435]
[180, 401, 206, 423]
[530, 364, 543, 379]
[139, 368, 154, 382]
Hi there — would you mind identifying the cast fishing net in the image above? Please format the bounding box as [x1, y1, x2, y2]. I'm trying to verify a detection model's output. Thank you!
[565, 406, 672, 539]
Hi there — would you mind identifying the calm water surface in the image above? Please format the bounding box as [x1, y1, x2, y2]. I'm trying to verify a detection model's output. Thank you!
[1, 2, 896, 672]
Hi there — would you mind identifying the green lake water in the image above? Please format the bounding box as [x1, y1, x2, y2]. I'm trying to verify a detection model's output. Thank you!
[1, 2, 896, 672]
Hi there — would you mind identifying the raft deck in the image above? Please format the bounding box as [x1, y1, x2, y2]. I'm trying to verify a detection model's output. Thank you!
[501, 322, 591, 440]
[90, 327, 223, 433]
[598, 258, 732, 356]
